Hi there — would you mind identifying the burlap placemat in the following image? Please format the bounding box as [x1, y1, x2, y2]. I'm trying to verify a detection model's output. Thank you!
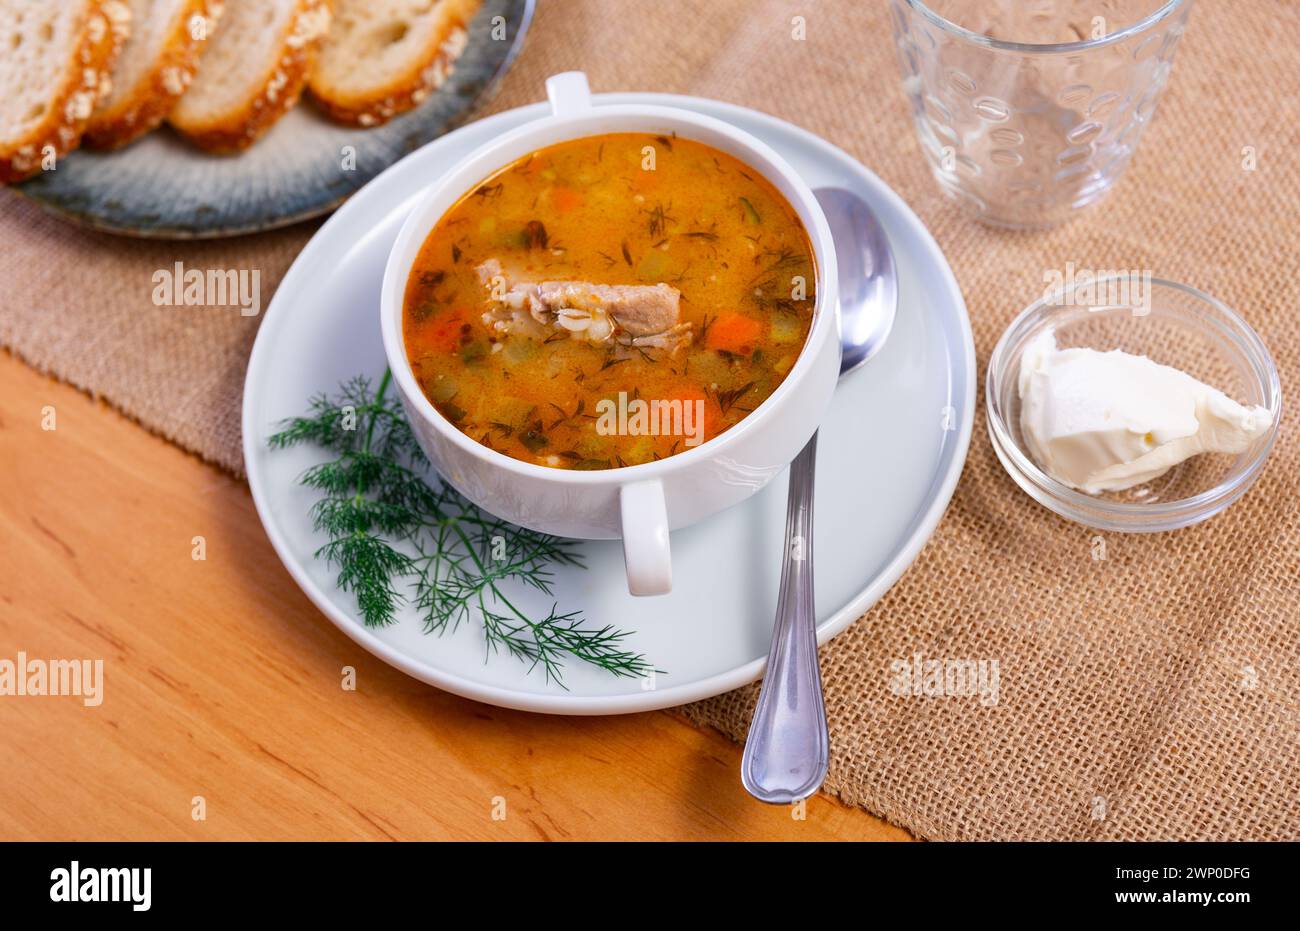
[2, 0, 1297, 840]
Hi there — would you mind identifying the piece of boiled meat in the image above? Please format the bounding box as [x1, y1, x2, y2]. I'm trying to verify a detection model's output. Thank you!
[476, 259, 692, 352]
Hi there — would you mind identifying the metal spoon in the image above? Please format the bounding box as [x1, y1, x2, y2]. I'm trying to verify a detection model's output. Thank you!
[740, 187, 898, 804]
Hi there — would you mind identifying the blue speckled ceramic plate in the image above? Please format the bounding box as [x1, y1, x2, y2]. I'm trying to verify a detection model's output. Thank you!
[14, 0, 533, 239]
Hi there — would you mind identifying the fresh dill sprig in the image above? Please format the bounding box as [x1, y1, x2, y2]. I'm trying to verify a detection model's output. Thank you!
[268, 370, 655, 687]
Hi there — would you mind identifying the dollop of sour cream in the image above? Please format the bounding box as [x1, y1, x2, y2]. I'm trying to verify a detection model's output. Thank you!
[1017, 331, 1272, 494]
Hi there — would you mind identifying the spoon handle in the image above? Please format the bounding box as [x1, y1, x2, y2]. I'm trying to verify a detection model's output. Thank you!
[741, 432, 829, 804]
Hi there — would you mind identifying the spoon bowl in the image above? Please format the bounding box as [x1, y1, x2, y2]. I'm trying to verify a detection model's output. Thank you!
[819, 187, 899, 377]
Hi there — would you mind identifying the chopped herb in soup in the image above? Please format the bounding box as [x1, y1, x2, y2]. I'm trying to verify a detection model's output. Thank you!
[402, 132, 816, 469]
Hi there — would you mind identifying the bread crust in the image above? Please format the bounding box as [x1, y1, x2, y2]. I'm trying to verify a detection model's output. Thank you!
[308, 0, 479, 128]
[169, 0, 332, 154]
[0, 0, 132, 183]
[84, 0, 226, 150]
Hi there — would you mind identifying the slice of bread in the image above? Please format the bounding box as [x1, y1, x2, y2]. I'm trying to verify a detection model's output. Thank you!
[0, 1, 131, 183]
[309, 0, 479, 128]
[169, 0, 331, 153]
[84, 0, 225, 150]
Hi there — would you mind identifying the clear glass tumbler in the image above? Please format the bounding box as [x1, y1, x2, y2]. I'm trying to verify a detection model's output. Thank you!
[890, 0, 1194, 228]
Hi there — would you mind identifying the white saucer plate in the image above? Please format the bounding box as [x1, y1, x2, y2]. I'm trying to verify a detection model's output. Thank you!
[242, 93, 975, 715]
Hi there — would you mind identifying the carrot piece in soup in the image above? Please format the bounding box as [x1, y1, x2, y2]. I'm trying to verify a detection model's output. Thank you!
[669, 385, 723, 438]
[705, 313, 765, 355]
[552, 186, 583, 213]
[631, 167, 660, 193]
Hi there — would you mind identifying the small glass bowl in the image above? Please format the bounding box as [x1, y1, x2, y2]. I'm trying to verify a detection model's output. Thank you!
[987, 277, 1282, 532]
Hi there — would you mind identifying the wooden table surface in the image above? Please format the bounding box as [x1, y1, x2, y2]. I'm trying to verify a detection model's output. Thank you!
[0, 351, 909, 841]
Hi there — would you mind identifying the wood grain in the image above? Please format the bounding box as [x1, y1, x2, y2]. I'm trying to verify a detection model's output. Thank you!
[0, 351, 910, 841]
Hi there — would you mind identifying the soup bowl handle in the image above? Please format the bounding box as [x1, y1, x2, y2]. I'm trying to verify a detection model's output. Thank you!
[619, 479, 672, 596]
[546, 71, 592, 117]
